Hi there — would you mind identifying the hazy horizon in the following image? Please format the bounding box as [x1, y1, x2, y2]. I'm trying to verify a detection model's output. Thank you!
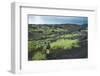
[28, 15, 88, 25]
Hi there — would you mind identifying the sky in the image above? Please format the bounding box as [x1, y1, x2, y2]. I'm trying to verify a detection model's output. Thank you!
[28, 15, 88, 25]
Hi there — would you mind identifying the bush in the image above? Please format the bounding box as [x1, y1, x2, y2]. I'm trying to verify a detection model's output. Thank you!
[28, 41, 44, 52]
[50, 39, 80, 50]
[28, 41, 38, 52]
[32, 52, 46, 60]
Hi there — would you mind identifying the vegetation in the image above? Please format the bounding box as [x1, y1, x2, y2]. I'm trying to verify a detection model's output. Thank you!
[50, 39, 80, 50]
[32, 52, 46, 60]
[28, 24, 88, 60]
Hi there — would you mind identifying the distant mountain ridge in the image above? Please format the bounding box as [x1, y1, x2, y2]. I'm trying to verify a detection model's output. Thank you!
[29, 23, 88, 31]
[29, 23, 83, 26]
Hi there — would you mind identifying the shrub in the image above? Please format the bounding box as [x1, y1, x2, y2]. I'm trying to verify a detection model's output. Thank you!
[50, 39, 80, 50]
[28, 41, 36, 52]
[28, 41, 44, 52]
[32, 52, 46, 60]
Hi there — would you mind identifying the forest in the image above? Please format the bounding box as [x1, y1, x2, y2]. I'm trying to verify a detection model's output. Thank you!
[28, 23, 88, 60]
